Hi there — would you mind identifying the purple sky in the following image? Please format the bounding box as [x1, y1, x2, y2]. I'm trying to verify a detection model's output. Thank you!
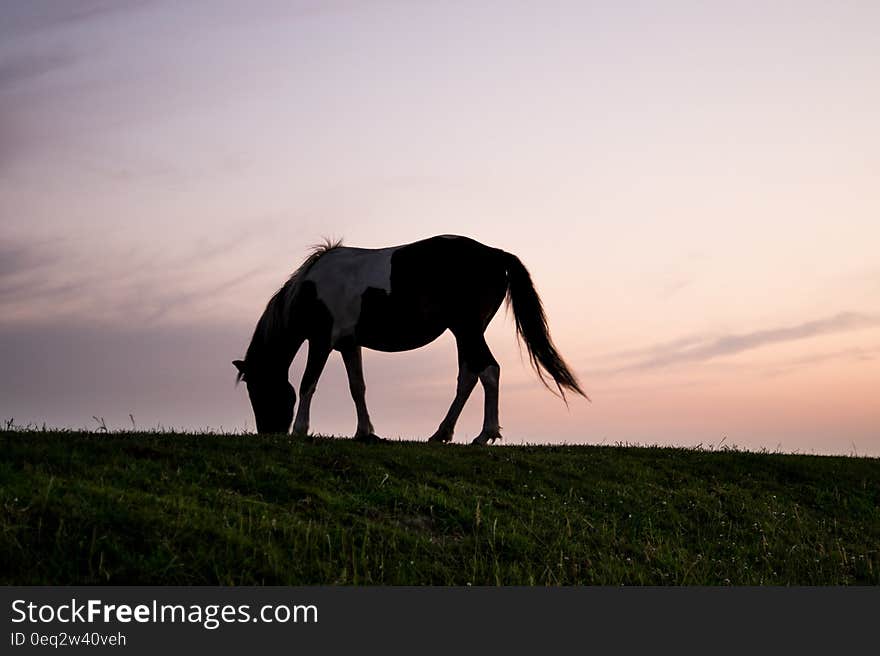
[2, 1, 879, 454]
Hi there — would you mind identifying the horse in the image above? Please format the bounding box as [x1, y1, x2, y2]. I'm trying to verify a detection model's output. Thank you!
[233, 234, 586, 444]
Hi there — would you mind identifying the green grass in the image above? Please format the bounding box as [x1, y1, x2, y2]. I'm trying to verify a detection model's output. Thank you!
[1, 430, 878, 585]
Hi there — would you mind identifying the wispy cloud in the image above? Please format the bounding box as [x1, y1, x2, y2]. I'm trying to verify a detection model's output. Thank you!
[0, 48, 76, 169]
[593, 312, 880, 373]
[0, 1, 151, 40]
[588, 334, 708, 365]
[144, 266, 267, 323]
[660, 278, 693, 299]
[0, 240, 38, 277]
[0, 231, 279, 326]
[0, 50, 78, 90]
[760, 345, 880, 378]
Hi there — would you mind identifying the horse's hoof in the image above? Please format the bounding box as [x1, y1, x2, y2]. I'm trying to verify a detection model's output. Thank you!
[471, 430, 502, 446]
[354, 433, 385, 444]
[428, 428, 453, 443]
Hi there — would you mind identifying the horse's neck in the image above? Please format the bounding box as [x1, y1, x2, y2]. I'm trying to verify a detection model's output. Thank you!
[249, 322, 305, 376]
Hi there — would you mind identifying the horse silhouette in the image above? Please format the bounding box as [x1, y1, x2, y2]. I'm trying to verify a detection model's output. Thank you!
[234, 235, 586, 443]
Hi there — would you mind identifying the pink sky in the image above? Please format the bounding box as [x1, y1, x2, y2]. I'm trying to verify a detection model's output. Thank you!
[2, 1, 878, 454]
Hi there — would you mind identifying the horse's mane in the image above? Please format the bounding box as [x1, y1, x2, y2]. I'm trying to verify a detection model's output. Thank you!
[240, 238, 343, 379]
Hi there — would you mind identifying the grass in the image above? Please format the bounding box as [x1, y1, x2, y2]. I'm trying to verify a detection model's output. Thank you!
[1, 430, 878, 585]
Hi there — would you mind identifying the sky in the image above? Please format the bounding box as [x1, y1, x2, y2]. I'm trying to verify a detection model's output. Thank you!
[1, 0, 878, 455]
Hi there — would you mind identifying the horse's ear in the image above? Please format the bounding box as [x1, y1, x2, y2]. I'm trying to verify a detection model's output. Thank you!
[232, 359, 247, 384]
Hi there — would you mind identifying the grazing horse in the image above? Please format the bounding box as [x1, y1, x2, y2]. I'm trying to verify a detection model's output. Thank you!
[233, 235, 586, 444]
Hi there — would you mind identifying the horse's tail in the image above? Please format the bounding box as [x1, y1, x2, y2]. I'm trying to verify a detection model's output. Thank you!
[503, 251, 589, 403]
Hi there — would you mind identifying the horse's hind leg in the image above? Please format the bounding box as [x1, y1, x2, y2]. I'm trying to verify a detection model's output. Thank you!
[340, 344, 383, 443]
[428, 363, 478, 443]
[429, 332, 500, 444]
[473, 357, 502, 445]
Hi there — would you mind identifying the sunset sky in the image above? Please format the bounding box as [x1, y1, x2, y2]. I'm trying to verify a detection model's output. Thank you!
[2, 1, 878, 455]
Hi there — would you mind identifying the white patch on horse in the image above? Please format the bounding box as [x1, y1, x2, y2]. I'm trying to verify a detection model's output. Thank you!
[304, 246, 398, 345]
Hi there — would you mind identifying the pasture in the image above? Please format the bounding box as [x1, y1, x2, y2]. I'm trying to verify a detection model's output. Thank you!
[1, 430, 878, 585]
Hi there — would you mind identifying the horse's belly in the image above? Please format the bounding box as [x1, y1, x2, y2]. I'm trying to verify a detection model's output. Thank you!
[358, 324, 446, 352]
[355, 287, 447, 351]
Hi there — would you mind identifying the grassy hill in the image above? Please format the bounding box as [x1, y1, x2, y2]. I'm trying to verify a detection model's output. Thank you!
[1, 430, 878, 585]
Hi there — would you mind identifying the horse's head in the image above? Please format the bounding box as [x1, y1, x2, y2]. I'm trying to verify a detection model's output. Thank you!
[233, 359, 295, 434]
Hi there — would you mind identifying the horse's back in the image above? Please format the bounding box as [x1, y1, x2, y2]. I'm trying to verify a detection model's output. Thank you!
[377, 235, 509, 348]
[301, 235, 508, 350]
[390, 235, 506, 297]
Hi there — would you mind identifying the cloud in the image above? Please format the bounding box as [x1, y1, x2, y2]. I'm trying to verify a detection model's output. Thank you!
[0, 2, 157, 171]
[0, 237, 84, 303]
[0, 240, 38, 277]
[0, 1, 151, 40]
[759, 345, 880, 378]
[589, 334, 708, 365]
[655, 274, 695, 300]
[144, 266, 267, 323]
[0, 48, 78, 172]
[0, 229, 292, 327]
[596, 312, 880, 373]
[0, 51, 78, 90]
[0, 236, 105, 310]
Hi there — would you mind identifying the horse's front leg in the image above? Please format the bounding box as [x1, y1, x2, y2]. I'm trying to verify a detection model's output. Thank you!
[291, 340, 331, 435]
[340, 344, 383, 443]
